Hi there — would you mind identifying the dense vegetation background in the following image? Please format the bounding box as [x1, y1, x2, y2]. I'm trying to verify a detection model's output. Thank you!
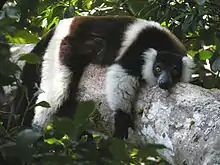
[0, 0, 219, 165]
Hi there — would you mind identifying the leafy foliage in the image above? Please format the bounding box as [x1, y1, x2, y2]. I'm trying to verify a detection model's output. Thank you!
[0, 101, 167, 165]
[1, 0, 219, 89]
[0, 0, 220, 164]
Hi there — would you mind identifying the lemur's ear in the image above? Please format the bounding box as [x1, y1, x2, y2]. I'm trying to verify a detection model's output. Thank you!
[142, 48, 157, 61]
[181, 55, 197, 82]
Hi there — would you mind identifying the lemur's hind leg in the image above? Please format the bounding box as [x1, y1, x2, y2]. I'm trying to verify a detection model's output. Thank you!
[105, 64, 139, 139]
[32, 19, 105, 132]
[32, 59, 74, 132]
[32, 20, 87, 131]
[32, 19, 74, 131]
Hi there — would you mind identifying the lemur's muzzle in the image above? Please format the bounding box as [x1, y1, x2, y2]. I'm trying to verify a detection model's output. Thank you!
[158, 71, 172, 90]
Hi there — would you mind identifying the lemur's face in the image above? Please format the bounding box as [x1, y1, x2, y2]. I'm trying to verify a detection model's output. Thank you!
[153, 51, 183, 89]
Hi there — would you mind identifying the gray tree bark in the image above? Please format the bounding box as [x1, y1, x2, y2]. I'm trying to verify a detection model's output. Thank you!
[77, 64, 220, 165]
[9, 44, 220, 165]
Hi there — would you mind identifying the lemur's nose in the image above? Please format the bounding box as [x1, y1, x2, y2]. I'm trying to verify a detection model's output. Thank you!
[159, 81, 171, 89]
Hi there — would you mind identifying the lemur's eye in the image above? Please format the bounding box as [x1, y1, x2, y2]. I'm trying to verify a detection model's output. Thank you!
[154, 66, 161, 73]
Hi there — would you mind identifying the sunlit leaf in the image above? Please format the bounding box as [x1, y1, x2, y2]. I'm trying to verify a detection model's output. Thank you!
[7, 30, 39, 44]
[199, 50, 213, 60]
[48, 16, 59, 29]
[44, 138, 63, 145]
[85, 0, 92, 9]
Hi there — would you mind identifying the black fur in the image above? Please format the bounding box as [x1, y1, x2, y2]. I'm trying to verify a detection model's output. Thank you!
[117, 28, 186, 77]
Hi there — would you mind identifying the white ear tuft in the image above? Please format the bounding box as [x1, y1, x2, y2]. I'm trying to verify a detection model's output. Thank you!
[181, 55, 196, 82]
[142, 48, 157, 86]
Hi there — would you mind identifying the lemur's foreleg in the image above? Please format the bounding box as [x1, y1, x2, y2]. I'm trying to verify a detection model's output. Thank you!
[105, 64, 139, 139]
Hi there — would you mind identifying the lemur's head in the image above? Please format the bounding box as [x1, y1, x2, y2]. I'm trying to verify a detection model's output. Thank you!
[142, 48, 196, 90]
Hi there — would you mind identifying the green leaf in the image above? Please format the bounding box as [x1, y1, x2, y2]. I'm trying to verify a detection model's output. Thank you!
[85, 0, 92, 9]
[16, 129, 42, 146]
[181, 15, 194, 32]
[75, 142, 98, 161]
[0, 140, 32, 161]
[138, 143, 166, 158]
[202, 75, 217, 89]
[19, 52, 41, 64]
[215, 36, 220, 51]
[43, 155, 73, 164]
[187, 50, 198, 57]
[74, 120, 91, 140]
[0, 59, 20, 76]
[73, 101, 95, 126]
[199, 50, 213, 60]
[35, 101, 51, 108]
[7, 30, 39, 44]
[48, 16, 59, 29]
[44, 138, 62, 145]
[53, 117, 76, 137]
[109, 139, 129, 161]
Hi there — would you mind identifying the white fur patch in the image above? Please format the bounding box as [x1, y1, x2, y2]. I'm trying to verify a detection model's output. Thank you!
[105, 64, 139, 114]
[142, 48, 158, 86]
[181, 56, 196, 82]
[116, 19, 162, 61]
[32, 18, 74, 131]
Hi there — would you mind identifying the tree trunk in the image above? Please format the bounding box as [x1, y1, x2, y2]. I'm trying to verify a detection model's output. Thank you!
[77, 64, 220, 165]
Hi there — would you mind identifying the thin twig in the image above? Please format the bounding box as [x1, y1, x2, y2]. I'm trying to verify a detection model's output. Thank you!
[0, 110, 16, 115]
[120, 0, 135, 16]
[183, 36, 199, 44]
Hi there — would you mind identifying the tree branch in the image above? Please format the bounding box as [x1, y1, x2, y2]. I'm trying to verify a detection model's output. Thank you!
[77, 64, 220, 165]
[8, 44, 220, 165]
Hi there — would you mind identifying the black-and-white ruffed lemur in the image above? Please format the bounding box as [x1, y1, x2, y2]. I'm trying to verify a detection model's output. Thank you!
[20, 16, 196, 139]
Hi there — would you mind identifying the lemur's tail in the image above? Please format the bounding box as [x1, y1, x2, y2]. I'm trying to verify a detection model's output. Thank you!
[14, 29, 55, 127]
